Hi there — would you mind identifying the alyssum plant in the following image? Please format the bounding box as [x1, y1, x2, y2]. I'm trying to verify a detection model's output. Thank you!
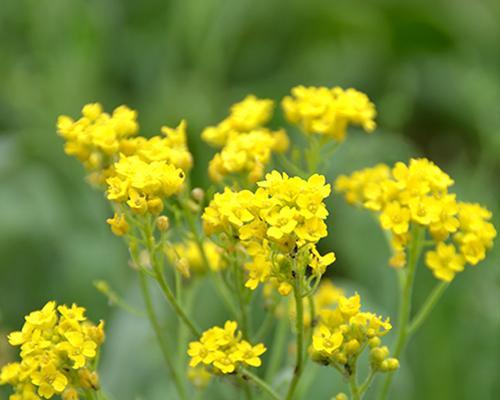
[0, 86, 495, 400]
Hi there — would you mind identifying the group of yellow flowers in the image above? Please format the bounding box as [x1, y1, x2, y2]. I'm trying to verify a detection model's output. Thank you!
[0, 302, 104, 400]
[311, 292, 398, 373]
[202, 95, 289, 184]
[188, 321, 266, 375]
[335, 159, 496, 281]
[1, 83, 495, 400]
[202, 171, 335, 295]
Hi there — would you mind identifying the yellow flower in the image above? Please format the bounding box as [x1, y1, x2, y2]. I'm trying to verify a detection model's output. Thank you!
[425, 242, 465, 282]
[106, 213, 129, 236]
[31, 364, 68, 398]
[187, 321, 265, 375]
[380, 202, 410, 234]
[187, 341, 218, 367]
[266, 206, 299, 240]
[312, 325, 343, 356]
[230, 341, 267, 367]
[309, 247, 336, 276]
[338, 293, 361, 317]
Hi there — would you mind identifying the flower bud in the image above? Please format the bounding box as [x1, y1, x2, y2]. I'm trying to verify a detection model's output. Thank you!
[191, 188, 205, 203]
[176, 257, 191, 279]
[335, 393, 349, 400]
[62, 388, 79, 400]
[344, 339, 360, 354]
[370, 346, 389, 363]
[79, 369, 100, 390]
[278, 282, 292, 296]
[380, 358, 399, 372]
[368, 337, 381, 348]
[156, 216, 170, 232]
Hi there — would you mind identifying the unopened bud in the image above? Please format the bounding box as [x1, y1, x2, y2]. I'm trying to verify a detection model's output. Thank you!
[335, 393, 349, 400]
[370, 346, 389, 363]
[79, 369, 100, 390]
[334, 351, 347, 365]
[176, 257, 191, 279]
[62, 388, 79, 400]
[380, 358, 399, 372]
[368, 337, 381, 348]
[156, 216, 170, 232]
[344, 339, 360, 354]
[191, 188, 205, 203]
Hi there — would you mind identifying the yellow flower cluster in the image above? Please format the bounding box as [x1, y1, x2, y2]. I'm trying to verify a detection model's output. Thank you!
[0, 302, 105, 400]
[57, 104, 192, 186]
[106, 154, 185, 215]
[202, 171, 335, 294]
[282, 86, 376, 141]
[311, 293, 398, 373]
[165, 239, 225, 277]
[187, 321, 266, 374]
[57, 103, 138, 173]
[120, 120, 193, 172]
[201, 95, 289, 183]
[335, 158, 496, 281]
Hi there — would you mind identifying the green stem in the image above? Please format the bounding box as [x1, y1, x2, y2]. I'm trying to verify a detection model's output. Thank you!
[278, 154, 308, 177]
[265, 309, 289, 382]
[143, 221, 201, 337]
[253, 307, 275, 342]
[241, 368, 281, 400]
[242, 379, 253, 400]
[349, 372, 361, 400]
[285, 274, 304, 400]
[232, 254, 249, 335]
[378, 225, 424, 400]
[151, 258, 201, 337]
[359, 369, 376, 396]
[183, 201, 239, 317]
[139, 270, 187, 400]
[408, 281, 449, 336]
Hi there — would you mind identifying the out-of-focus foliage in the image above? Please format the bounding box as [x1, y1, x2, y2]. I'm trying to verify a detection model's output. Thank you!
[0, 0, 499, 399]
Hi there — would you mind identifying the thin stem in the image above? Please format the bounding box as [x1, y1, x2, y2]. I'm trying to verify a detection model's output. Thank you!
[151, 257, 201, 337]
[306, 294, 315, 345]
[378, 225, 424, 400]
[240, 368, 281, 400]
[139, 270, 187, 400]
[278, 154, 308, 177]
[143, 221, 201, 337]
[242, 379, 253, 400]
[359, 369, 376, 396]
[265, 309, 289, 382]
[408, 281, 449, 336]
[183, 200, 239, 317]
[348, 372, 361, 400]
[253, 306, 275, 342]
[232, 253, 249, 335]
[285, 273, 304, 400]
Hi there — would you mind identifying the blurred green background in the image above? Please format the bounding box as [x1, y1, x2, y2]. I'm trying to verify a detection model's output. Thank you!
[1, 0, 499, 399]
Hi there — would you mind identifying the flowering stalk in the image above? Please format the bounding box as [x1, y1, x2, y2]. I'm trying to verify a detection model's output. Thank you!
[142, 219, 201, 337]
[138, 269, 187, 400]
[240, 368, 281, 400]
[285, 267, 305, 400]
[408, 281, 449, 336]
[378, 225, 424, 400]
